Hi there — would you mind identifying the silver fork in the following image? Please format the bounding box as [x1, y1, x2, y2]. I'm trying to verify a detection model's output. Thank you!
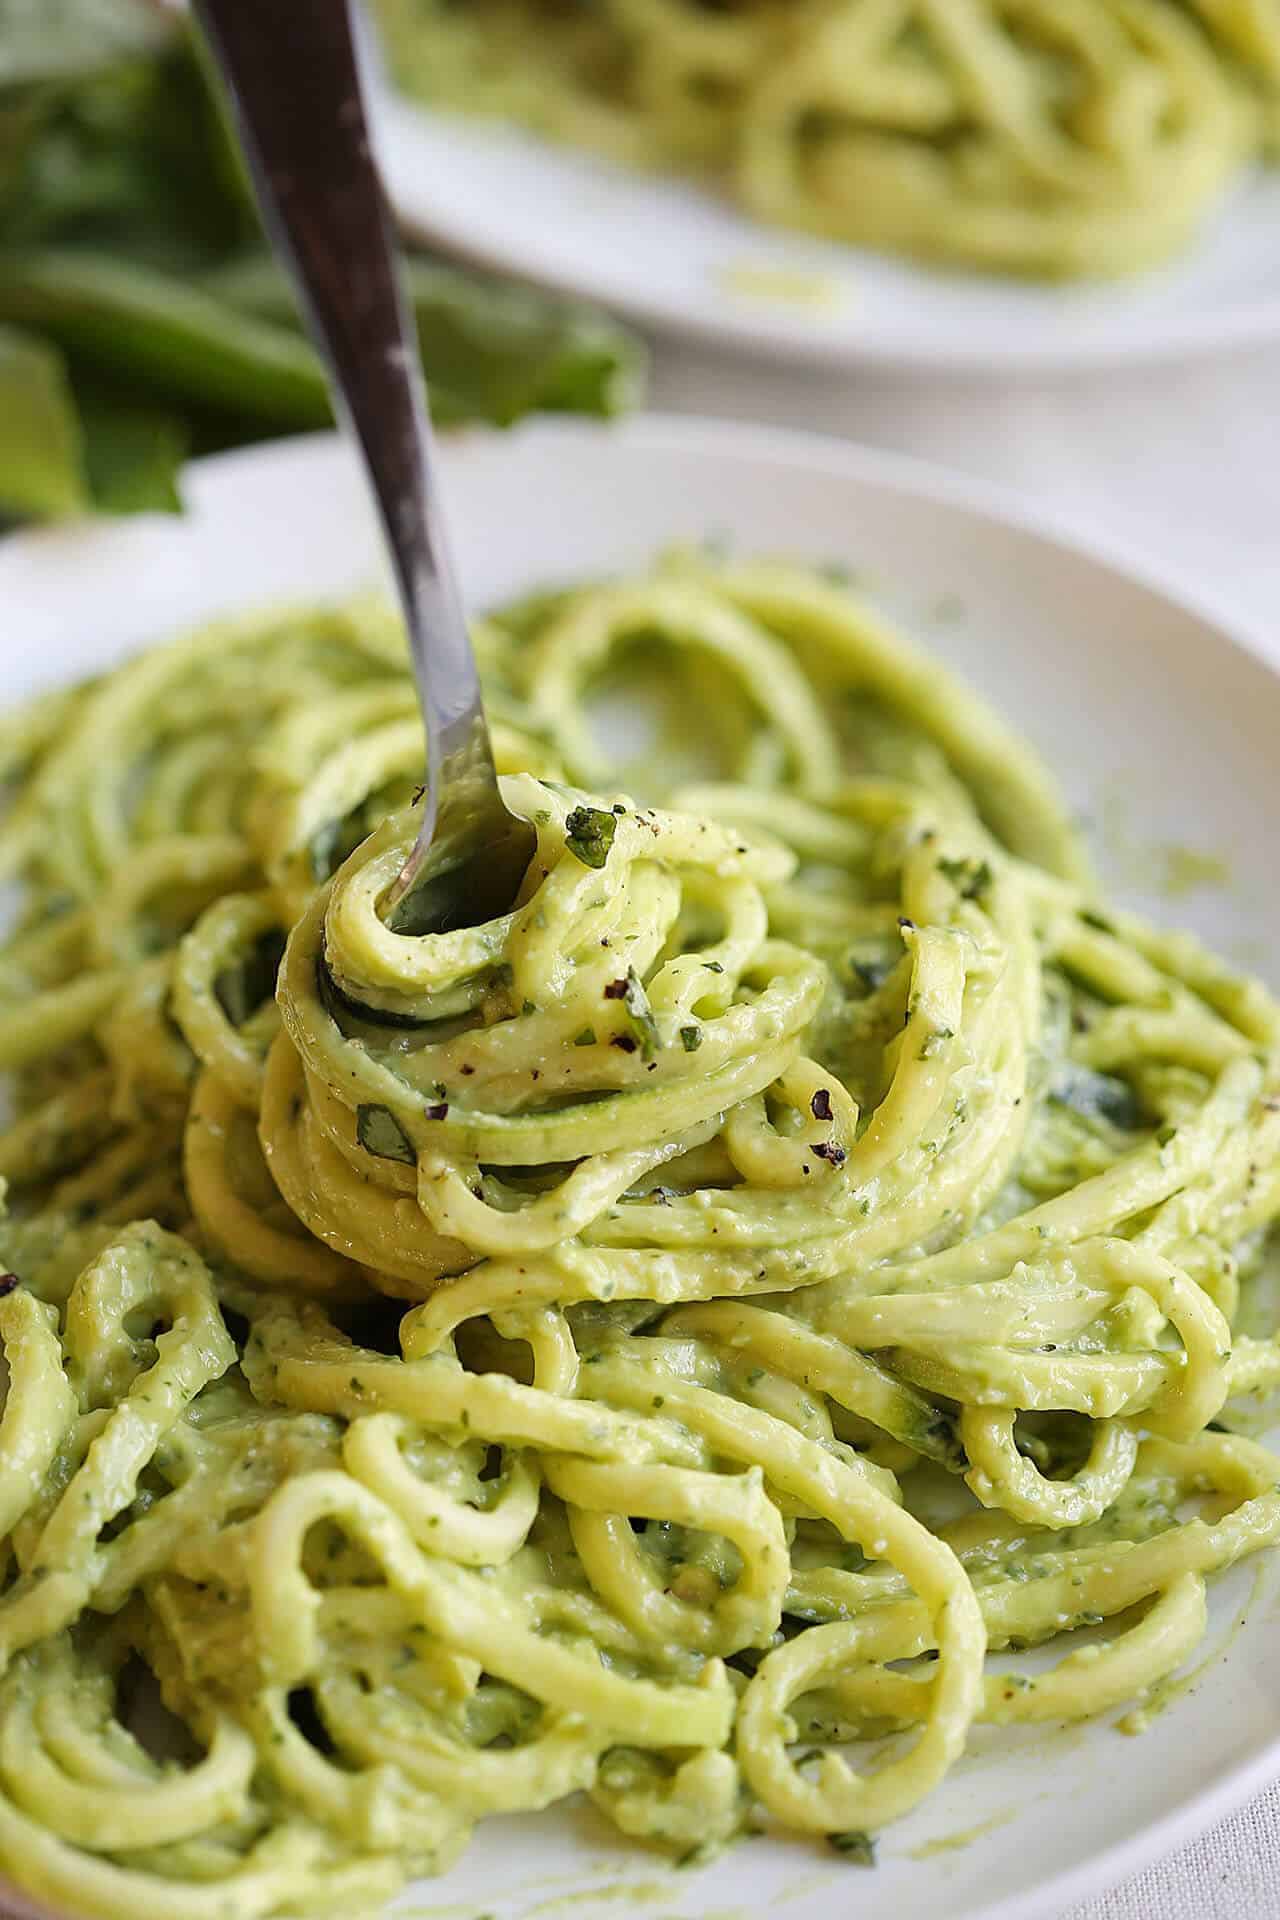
[193, 0, 537, 935]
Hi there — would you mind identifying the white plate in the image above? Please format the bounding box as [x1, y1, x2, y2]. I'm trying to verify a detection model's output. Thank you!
[3, 418, 1280, 1920]
[372, 86, 1280, 376]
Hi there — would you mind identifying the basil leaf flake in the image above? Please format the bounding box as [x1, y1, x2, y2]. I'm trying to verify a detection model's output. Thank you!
[828, 1832, 877, 1866]
[620, 968, 660, 1059]
[213, 929, 287, 1028]
[564, 805, 617, 870]
[356, 1103, 416, 1165]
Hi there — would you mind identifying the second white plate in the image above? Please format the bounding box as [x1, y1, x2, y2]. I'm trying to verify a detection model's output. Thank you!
[373, 88, 1280, 376]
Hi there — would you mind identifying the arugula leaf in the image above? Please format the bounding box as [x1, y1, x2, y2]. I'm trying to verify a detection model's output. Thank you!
[0, 2, 644, 523]
[0, 323, 86, 516]
[78, 385, 187, 513]
[0, 250, 331, 425]
[1, 19, 251, 267]
[203, 254, 645, 426]
[0, 0, 171, 91]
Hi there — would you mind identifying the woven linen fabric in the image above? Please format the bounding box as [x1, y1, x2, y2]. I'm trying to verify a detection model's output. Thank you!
[1061, 1778, 1280, 1918]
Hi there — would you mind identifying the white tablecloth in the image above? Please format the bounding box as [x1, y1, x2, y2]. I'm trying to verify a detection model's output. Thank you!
[651, 333, 1280, 1920]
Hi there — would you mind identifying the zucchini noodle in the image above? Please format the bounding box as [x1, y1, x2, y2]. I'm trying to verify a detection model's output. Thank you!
[369, 0, 1280, 278]
[0, 555, 1276, 1916]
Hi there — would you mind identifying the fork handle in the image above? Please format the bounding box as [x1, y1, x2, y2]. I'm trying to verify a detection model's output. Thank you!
[192, 0, 486, 828]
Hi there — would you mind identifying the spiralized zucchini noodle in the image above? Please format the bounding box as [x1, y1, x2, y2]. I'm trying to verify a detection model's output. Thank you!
[370, 0, 1280, 278]
[0, 556, 1276, 1916]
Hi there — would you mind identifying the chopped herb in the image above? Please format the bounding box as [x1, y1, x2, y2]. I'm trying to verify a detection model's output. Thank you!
[937, 855, 993, 903]
[355, 1104, 416, 1164]
[1155, 1123, 1177, 1147]
[574, 1027, 597, 1047]
[810, 1088, 833, 1122]
[680, 1024, 703, 1053]
[919, 1026, 954, 1059]
[564, 805, 618, 870]
[213, 929, 287, 1027]
[611, 1035, 638, 1054]
[520, 999, 537, 1017]
[704, 960, 724, 974]
[811, 1142, 848, 1168]
[828, 1831, 877, 1866]
[425, 1102, 449, 1122]
[606, 968, 660, 1059]
[1080, 909, 1114, 933]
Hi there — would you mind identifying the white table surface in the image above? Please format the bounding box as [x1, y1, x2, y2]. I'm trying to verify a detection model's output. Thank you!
[651, 332, 1280, 1920]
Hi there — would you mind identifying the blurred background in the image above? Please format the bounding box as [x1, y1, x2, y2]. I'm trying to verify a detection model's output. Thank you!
[0, 0, 643, 518]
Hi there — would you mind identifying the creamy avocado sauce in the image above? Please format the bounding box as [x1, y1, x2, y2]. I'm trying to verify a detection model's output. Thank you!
[0, 559, 1274, 1919]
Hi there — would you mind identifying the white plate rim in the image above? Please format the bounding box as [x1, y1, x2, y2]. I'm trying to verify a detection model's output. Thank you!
[372, 88, 1280, 378]
[3, 414, 1280, 1920]
[193, 414, 1280, 672]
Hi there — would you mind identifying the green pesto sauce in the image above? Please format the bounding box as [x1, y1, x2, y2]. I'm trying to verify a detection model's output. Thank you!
[908, 1807, 1016, 1860]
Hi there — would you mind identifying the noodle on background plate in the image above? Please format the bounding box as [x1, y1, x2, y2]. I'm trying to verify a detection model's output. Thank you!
[0, 556, 1275, 1916]
[369, 0, 1280, 279]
